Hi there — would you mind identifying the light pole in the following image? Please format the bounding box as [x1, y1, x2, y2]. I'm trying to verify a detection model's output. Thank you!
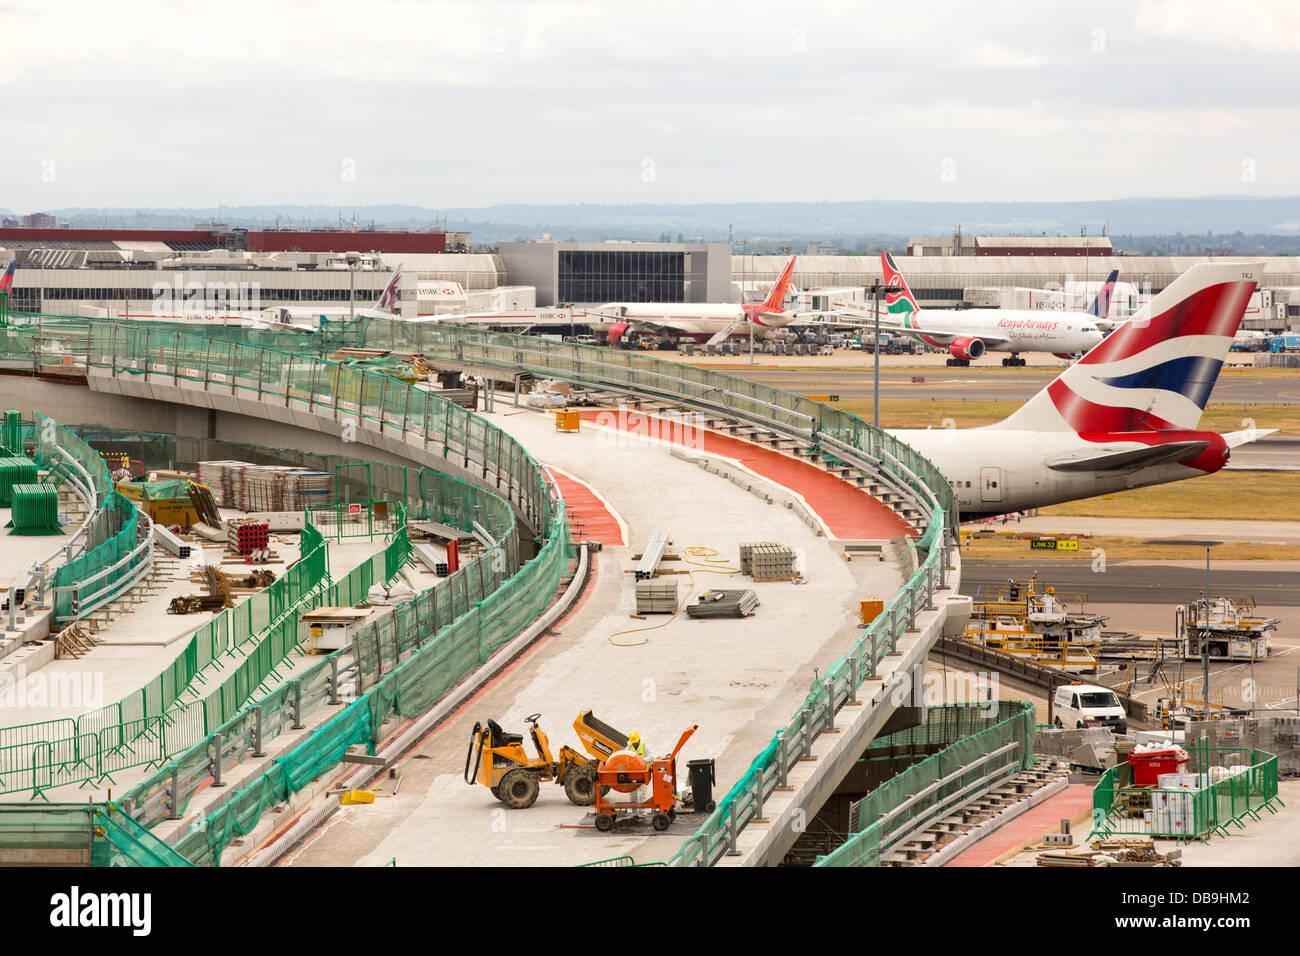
[871, 281, 902, 432]
[346, 252, 361, 322]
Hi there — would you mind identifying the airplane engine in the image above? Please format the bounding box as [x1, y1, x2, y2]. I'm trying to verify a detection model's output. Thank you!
[949, 337, 985, 361]
[607, 322, 632, 347]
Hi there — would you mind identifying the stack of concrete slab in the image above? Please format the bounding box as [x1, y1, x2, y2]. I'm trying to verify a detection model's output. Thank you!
[635, 580, 678, 615]
[740, 542, 796, 581]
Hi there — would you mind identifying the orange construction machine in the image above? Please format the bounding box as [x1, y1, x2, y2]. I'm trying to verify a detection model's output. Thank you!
[465, 710, 633, 810]
[593, 724, 698, 832]
[465, 713, 599, 809]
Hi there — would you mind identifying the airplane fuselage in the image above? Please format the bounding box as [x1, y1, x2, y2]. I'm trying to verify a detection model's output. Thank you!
[592, 303, 794, 338]
[891, 426, 1229, 518]
[900, 308, 1104, 355]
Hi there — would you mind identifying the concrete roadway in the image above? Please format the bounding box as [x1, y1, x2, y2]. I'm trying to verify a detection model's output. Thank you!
[285, 405, 908, 867]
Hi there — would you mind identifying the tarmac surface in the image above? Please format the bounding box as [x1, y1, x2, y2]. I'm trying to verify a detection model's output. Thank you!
[959, 559, 1300, 606]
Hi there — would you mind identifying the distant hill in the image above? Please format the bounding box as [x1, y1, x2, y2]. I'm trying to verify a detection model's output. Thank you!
[27, 197, 1300, 244]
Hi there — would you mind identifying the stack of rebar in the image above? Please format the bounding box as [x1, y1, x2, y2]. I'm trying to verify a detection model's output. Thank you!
[685, 589, 759, 619]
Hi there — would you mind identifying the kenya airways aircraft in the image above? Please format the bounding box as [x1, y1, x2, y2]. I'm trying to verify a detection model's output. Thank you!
[836, 252, 1110, 366]
[893, 261, 1265, 518]
[595, 255, 799, 347]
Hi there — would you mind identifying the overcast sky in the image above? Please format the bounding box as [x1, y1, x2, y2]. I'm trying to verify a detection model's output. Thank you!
[2, 0, 1298, 212]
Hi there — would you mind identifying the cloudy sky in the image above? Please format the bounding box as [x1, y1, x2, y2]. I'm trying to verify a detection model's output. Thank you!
[2, 0, 1298, 211]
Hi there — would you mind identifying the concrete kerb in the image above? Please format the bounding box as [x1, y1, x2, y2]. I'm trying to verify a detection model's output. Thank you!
[666, 446, 827, 537]
[716, 592, 952, 867]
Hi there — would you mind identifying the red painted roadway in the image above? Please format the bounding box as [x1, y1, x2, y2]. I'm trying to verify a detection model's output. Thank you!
[574, 409, 912, 540]
[944, 784, 1096, 867]
[548, 470, 626, 546]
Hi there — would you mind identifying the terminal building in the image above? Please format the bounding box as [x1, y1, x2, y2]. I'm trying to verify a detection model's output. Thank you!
[498, 240, 732, 307]
[2, 227, 1298, 330]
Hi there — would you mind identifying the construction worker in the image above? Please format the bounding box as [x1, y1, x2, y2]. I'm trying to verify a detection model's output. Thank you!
[626, 732, 647, 809]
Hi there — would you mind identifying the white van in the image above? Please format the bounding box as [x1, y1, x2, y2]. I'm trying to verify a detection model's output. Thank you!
[1053, 684, 1127, 733]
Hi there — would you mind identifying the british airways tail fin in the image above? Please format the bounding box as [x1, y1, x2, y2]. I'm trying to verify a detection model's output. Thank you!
[992, 261, 1261, 433]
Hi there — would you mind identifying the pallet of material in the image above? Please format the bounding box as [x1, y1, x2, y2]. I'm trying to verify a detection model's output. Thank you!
[635, 580, 678, 614]
[685, 589, 759, 619]
[740, 542, 795, 579]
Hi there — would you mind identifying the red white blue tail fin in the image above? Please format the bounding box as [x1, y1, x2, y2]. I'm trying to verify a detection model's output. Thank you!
[992, 261, 1261, 433]
[0, 258, 14, 294]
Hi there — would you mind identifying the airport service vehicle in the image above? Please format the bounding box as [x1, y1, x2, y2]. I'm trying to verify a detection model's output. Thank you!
[894, 261, 1267, 518]
[1053, 684, 1128, 733]
[1176, 595, 1276, 662]
[593, 255, 800, 348]
[831, 253, 1110, 366]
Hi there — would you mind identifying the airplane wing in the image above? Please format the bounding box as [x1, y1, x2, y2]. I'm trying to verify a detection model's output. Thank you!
[823, 308, 1011, 347]
[1045, 440, 1212, 472]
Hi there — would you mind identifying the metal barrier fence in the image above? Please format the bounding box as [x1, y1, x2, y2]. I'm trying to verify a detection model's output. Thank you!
[1091, 744, 1280, 841]
[814, 701, 1037, 867]
[30, 415, 155, 624]
[121, 493, 563, 865]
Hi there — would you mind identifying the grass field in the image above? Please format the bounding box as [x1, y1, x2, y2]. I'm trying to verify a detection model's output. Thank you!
[1036, 470, 1297, 521]
[836, 398, 1300, 435]
[964, 532, 1300, 561]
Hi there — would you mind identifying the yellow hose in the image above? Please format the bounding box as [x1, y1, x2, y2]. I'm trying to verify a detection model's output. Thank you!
[608, 546, 740, 646]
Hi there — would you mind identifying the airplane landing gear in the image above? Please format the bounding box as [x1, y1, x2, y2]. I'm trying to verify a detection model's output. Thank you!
[1002, 355, 1026, 367]
[945, 358, 971, 367]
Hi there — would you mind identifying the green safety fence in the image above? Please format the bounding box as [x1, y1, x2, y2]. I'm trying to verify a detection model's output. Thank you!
[1091, 743, 1280, 842]
[0, 415, 516, 798]
[32, 414, 147, 623]
[123, 494, 565, 866]
[815, 701, 1036, 867]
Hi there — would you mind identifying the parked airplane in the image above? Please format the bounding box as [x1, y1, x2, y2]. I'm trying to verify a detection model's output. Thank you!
[892, 261, 1266, 518]
[592, 255, 800, 347]
[121, 269, 404, 329]
[831, 253, 1110, 366]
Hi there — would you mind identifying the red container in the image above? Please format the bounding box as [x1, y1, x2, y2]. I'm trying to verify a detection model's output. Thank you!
[446, 539, 459, 573]
[1129, 748, 1189, 787]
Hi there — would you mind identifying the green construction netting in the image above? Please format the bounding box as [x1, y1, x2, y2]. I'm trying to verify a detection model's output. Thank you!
[0, 423, 529, 799]
[90, 804, 193, 867]
[814, 701, 1037, 867]
[116, 478, 192, 501]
